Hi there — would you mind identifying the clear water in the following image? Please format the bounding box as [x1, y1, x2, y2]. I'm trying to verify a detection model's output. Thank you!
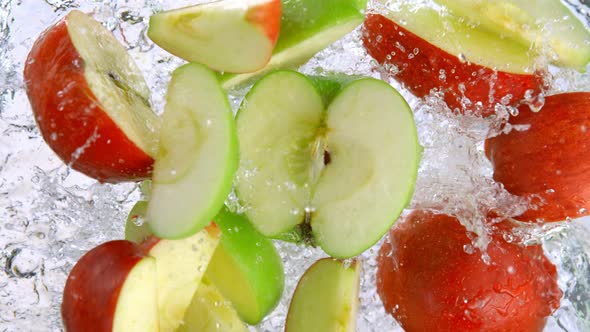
[1, 0, 590, 331]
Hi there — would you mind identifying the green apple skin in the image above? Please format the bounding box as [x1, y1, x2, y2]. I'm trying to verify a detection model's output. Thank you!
[221, 0, 367, 89]
[124, 200, 151, 244]
[206, 207, 285, 325]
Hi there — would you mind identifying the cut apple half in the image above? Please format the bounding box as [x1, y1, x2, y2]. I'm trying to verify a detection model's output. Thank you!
[236, 71, 420, 258]
[221, 0, 367, 89]
[24, 10, 160, 182]
[149, 0, 281, 73]
[61, 241, 158, 332]
[147, 63, 238, 239]
[177, 277, 248, 332]
[434, 0, 590, 70]
[206, 208, 284, 324]
[285, 258, 361, 332]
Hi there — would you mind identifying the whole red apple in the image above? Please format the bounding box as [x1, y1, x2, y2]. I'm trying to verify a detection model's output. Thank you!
[377, 210, 561, 332]
[24, 11, 159, 183]
[485, 92, 590, 222]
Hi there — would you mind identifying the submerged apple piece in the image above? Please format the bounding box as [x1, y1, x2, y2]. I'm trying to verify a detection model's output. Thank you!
[149, 0, 281, 73]
[177, 277, 248, 332]
[485, 92, 590, 222]
[147, 63, 238, 239]
[221, 0, 367, 89]
[205, 208, 284, 324]
[62, 241, 158, 332]
[434, 0, 590, 70]
[377, 211, 561, 332]
[236, 70, 420, 258]
[24, 10, 160, 183]
[362, 4, 545, 116]
[285, 258, 361, 332]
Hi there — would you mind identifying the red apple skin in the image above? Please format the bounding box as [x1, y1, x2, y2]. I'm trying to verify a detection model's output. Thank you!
[24, 16, 154, 183]
[62, 240, 148, 332]
[362, 14, 545, 117]
[485, 92, 590, 222]
[377, 211, 562, 332]
[246, 0, 282, 46]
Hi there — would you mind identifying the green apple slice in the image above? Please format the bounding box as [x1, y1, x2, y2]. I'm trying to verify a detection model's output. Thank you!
[205, 208, 284, 324]
[148, 0, 281, 73]
[285, 258, 361, 332]
[236, 70, 420, 258]
[376, 1, 536, 74]
[432, 0, 590, 70]
[147, 63, 238, 239]
[221, 0, 367, 89]
[177, 277, 248, 332]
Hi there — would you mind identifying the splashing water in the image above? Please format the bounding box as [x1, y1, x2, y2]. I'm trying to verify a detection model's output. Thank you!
[2, 0, 590, 331]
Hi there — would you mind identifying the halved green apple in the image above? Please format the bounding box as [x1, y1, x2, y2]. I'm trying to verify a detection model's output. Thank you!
[235, 71, 420, 258]
[205, 208, 284, 324]
[221, 0, 367, 89]
[146, 63, 238, 239]
[433, 0, 590, 70]
[285, 258, 361, 332]
[177, 277, 248, 332]
[149, 0, 281, 73]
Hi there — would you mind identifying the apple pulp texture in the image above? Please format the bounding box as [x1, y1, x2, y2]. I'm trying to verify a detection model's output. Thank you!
[286, 258, 360, 332]
[362, 13, 544, 117]
[24, 12, 159, 183]
[377, 211, 562, 332]
[486, 92, 590, 222]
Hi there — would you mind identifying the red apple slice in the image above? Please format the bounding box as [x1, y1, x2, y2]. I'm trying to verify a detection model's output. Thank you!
[485, 92, 590, 222]
[62, 241, 158, 332]
[148, 0, 281, 73]
[24, 10, 160, 183]
[362, 6, 545, 116]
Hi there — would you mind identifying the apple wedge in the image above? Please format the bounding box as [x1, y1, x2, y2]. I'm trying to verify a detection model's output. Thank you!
[434, 0, 590, 70]
[285, 258, 361, 332]
[177, 277, 248, 332]
[62, 241, 158, 332]
[485, 92, 590, 222]
[146, 63, 238, 239]
[235, 71, 420, 258]
[126, 202, 284, 325]
[125, 212, 221, 332]
[24, 10, 160, 183]
[221, 0, 367, 89]
[205, 208, 284, 324]
[148, 0, 281, 73]
[362, 4, 545, 116]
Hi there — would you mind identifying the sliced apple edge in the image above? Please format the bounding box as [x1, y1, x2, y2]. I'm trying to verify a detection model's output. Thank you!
[285, 258, 361, 332]
[147, 63, 238, 240]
